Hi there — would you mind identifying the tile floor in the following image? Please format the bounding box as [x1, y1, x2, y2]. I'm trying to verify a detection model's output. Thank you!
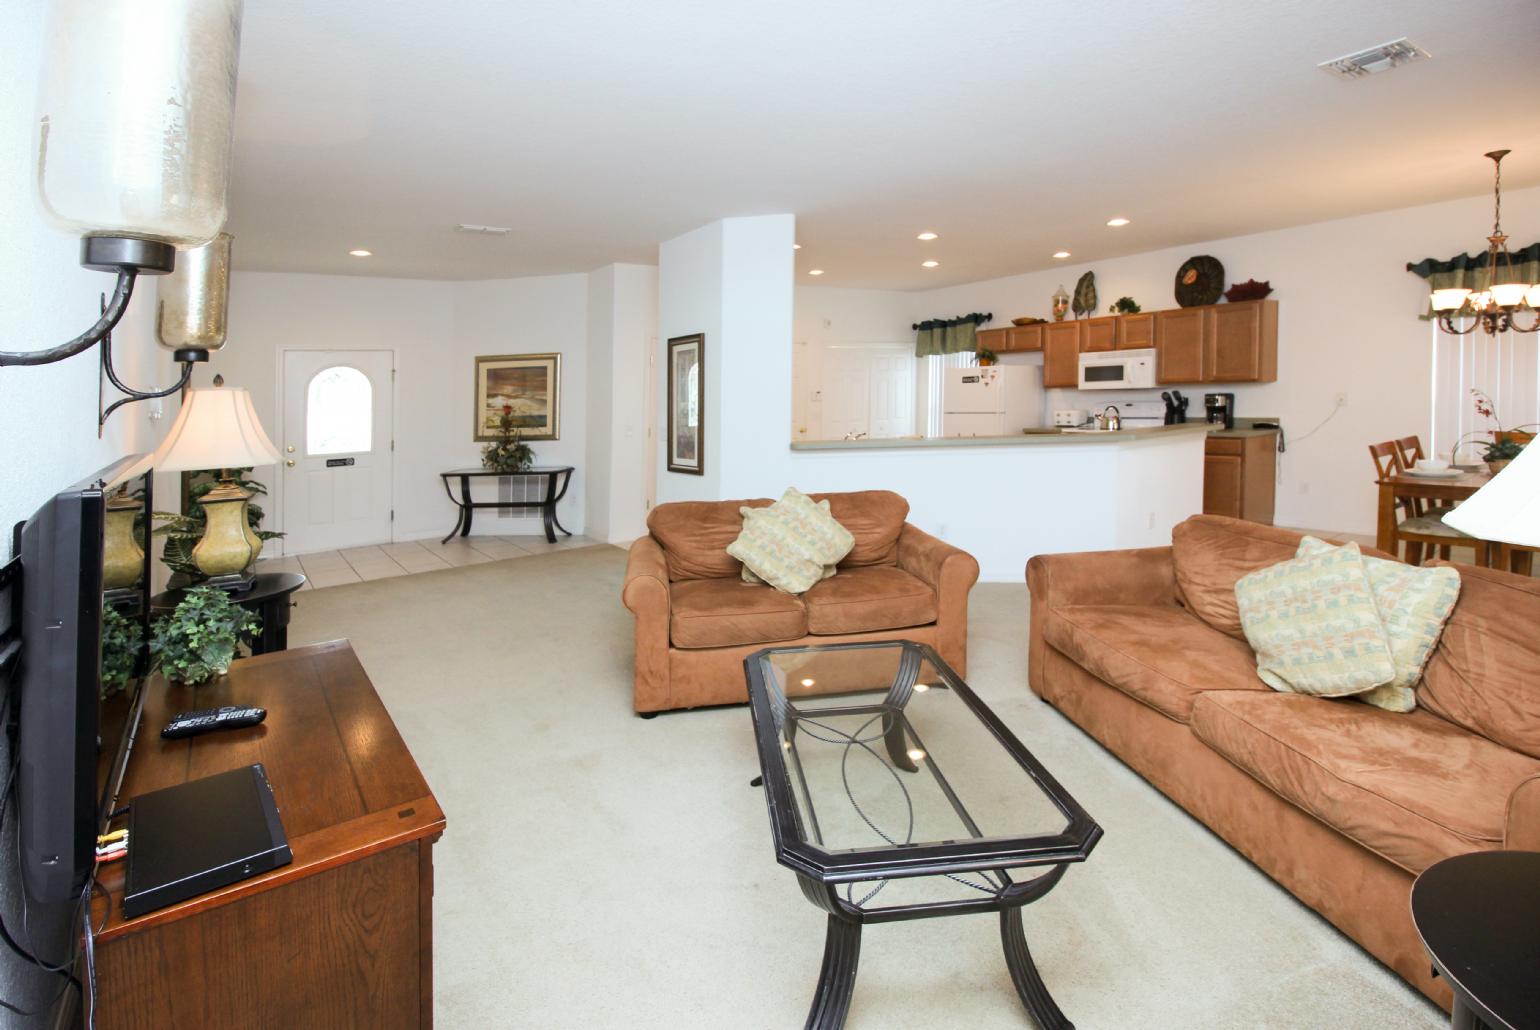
[259, 534, 598, 589]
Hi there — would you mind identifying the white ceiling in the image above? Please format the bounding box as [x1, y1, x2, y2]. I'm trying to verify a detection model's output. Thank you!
[227, 0, 1540, 290]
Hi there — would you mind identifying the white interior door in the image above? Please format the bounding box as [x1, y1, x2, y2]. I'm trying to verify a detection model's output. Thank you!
[868, 350, 915, 437]
[280, 350, 394, 554]
[824, 350, 871, 439]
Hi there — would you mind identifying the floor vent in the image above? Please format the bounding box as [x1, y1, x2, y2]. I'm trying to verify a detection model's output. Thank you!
[1318, 38, 1429, 80]
[498, 475, 540, 518]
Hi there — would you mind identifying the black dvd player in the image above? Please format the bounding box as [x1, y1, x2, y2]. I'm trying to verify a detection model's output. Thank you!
[123, 763, 292, 919]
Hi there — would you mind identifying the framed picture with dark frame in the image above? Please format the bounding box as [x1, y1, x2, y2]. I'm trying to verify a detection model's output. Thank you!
[473, 352, 561, 442]
[666, 334, 704, 475]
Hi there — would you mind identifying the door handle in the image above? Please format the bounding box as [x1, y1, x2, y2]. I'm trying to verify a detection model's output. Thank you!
[286, 444, 296, 453]
[286, 459, 295, 468]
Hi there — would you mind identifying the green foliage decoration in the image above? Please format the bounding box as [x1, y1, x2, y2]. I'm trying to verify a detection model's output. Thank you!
[151, 586, 259, 686]
[100, 605, 141, 698]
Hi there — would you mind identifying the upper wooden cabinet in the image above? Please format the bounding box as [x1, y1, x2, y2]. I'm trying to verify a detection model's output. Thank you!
[1116, 312, 1155, 350]
[1082, 316, 1117, 352]
[1156, 307, 1207, 383]
[975, 327, 1009, 354]
[1208, 300, 1277, 382]
[1042, 321, 1081, 388]
[1003, 324, 1044, 352]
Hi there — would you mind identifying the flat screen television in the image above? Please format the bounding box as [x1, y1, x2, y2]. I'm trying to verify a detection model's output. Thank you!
[11, 456, 149, 905]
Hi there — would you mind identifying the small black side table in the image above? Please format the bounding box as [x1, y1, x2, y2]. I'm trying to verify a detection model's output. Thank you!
[151, 572, 307, 656]
[439, 466, 574, 544]
[1411, 850, 1540, 1030]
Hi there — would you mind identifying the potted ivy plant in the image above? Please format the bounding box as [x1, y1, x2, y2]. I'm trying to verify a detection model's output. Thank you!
[151, 586, 260, 686]
[1483, 438, 1525, 475]
[100, 605, 142, 698]
[976, 347, 998, 367]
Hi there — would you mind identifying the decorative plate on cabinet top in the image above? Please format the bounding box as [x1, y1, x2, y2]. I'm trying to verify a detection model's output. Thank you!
[1174, 255, 1225, 307]
[1223, 279, 1273, 302]
[1011, 316, 1047, 326]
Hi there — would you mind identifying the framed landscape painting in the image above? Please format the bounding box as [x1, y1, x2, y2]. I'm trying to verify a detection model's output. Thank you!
[667, 334, 703, 475]
[474, 353, 561, 442]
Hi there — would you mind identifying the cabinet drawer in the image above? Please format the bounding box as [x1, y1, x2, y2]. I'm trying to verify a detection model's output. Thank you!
[1205, 436, 1243, 456]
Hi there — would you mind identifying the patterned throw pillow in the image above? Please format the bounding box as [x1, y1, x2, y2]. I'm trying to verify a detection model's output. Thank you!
[727, 488, 855, 594]
[1296, 537, 1460, 712]
[1234, 542, 1395, 699]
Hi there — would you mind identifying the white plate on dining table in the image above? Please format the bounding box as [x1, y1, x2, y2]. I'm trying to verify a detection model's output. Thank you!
[1404, 467, 1461, 478]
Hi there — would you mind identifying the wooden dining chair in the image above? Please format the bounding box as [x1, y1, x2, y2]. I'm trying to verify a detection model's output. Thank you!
[1368, 440, 1488, 566]
[1391, 435, 1455, 558]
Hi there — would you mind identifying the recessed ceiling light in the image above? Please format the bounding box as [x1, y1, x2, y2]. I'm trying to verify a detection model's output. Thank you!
[809, 269, 824, 276]
[1106, 217, 1130, 227]
[793, 243, 801, 250]
[348, 249, 372, 257]
[916, 232, 939, 241]
[922, 260, 939, 268]
[1053, 250, 1071, 259]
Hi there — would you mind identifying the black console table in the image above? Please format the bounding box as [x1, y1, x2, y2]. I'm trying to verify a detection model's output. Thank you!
[439, 466, 574, 544]
[151, 571, 306, 656]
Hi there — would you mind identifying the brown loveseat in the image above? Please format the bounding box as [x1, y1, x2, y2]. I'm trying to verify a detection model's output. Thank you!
[1027, 514, 1540, 1011]
[622, 490, 979, 712]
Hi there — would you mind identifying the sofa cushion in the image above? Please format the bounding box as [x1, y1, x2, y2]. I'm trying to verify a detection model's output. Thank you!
[1191, 691, 1540, 874]
[811, 490, 908, 568]
[802, 565, 937, 635]
[1041, 604, 1267, 723]
[1419, 563, 1540, 760]
[647, 498, 772, 581]
[727, 489, 855, 594]
[1172, 515, 1314, 639]
[1234, 541, 1396, 700]
[669, 577, 806, 649]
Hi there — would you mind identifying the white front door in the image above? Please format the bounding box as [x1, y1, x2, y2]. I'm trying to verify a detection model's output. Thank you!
[280, 350, 394, 554]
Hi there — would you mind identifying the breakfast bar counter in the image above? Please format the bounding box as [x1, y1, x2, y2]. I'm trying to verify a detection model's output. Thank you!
[790, 422, 1211, 452]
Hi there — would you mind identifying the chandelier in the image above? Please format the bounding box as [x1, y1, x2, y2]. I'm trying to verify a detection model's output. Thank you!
[1428, 150, 1539, 335]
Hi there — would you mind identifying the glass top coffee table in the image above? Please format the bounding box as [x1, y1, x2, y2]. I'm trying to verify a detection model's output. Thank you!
[745, 640, 1102, 1030]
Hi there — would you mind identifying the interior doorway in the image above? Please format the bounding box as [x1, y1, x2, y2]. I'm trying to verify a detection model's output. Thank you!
[278, 349, 395, 554]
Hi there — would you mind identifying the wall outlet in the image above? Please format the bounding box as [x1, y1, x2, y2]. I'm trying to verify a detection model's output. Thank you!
[1299, 481, 1310, 495]
[1334, 392, 1348, 408]
[1147, 511, 1155, 529]
[935, 523, 948, 539]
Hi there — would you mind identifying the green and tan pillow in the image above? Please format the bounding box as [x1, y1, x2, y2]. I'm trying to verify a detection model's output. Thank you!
[727, 487, 855, 594]
[1234, 542, 1395, 700]
[1296, 537, 1460, 712]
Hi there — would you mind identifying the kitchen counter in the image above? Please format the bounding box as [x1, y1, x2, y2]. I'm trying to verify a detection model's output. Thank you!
[791, 422, 1212, 451]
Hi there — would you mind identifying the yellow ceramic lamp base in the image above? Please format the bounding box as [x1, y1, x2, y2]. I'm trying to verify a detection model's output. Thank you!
[191, 480, 260, 584]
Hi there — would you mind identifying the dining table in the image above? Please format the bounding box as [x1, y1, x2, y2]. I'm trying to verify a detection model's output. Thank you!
[1375, 465, 1532, 575]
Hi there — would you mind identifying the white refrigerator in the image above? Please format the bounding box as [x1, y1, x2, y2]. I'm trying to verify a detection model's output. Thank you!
[941, 365, 1045, 437]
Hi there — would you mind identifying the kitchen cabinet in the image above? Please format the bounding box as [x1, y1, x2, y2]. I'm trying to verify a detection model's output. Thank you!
[1082, 316, 1117, 352]
[1208, 300, 1277, 382]
[1042, 321, 1081, 388]
[1003, 323, 1044, 352]
[975, 327, 1009, 355]
[1203, 433, 1277, 524]
[1116, 312, 1155, 350]
[1156, 307, 1207, 383]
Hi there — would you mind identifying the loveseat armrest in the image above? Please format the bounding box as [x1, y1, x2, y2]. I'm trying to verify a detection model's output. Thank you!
[1506, 773, 1540, 852]
[1025, 546, 1177, 611]
[896, 523, 980, 675]
[622, 536, 671, 712]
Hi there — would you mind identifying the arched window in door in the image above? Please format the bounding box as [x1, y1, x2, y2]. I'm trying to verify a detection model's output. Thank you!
[307, 365, 372, 455]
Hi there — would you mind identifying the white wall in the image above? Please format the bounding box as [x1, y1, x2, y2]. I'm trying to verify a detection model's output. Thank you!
[585, 263, 657, 543]
[656, 221, 724, 503]
[215, 270, 589, 551]
[800, 184, 1540, 535]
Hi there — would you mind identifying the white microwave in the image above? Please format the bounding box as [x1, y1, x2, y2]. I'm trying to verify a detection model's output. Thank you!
[1078, 348, 1156, 390]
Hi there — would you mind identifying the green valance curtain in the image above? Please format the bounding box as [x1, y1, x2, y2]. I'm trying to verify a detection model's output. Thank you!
[1406, 241, 1540, 319]
[914, 313, 990, 357]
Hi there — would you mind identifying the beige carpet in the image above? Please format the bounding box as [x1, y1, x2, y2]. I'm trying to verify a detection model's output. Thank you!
[288, 546, 1443, 1029]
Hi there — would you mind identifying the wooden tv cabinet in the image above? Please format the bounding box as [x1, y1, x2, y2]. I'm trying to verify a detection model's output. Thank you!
[90, 640, 445, 1029]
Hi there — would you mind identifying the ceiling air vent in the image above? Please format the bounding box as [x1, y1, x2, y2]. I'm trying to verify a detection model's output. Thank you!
[455, 224, 512, 235]
[1318, 38, 1430, 80]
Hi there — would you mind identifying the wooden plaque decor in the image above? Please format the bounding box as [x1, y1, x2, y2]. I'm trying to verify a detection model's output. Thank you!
[1174, 255, 1225, 307]
[667, 334, 704, 475]
[474, 353, 561, 442]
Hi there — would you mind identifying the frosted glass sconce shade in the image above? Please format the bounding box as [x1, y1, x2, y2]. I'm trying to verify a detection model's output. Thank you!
[34, 0, 244, 245]
[157, 233, 233, 355]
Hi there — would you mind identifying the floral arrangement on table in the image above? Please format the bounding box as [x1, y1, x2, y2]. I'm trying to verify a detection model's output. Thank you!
[1452, 390, 1534, 474]
[481, 403, 535, 473]
[151, 586, 260, 686]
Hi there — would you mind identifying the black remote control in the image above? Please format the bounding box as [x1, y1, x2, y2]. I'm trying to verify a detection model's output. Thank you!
[161, 705, 267, 739]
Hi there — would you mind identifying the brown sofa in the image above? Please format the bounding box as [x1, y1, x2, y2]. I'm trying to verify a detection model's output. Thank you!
[1027, 514, 1540, 1011]
[622, 490, 979, 712]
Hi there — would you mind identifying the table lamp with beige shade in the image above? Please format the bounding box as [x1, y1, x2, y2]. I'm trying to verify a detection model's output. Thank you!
[1442, 441, 1540, 560]
[140, 378, 280, 590]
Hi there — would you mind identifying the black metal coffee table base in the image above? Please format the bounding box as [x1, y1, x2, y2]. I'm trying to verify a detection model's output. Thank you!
[797, 866, 1074, 1030]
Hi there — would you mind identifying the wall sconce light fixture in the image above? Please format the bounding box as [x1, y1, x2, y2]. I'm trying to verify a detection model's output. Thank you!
[0, 0, 245, 408]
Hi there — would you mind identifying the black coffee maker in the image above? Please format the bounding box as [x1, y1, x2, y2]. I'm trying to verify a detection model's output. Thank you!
[1204, 392, 1235, 429]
